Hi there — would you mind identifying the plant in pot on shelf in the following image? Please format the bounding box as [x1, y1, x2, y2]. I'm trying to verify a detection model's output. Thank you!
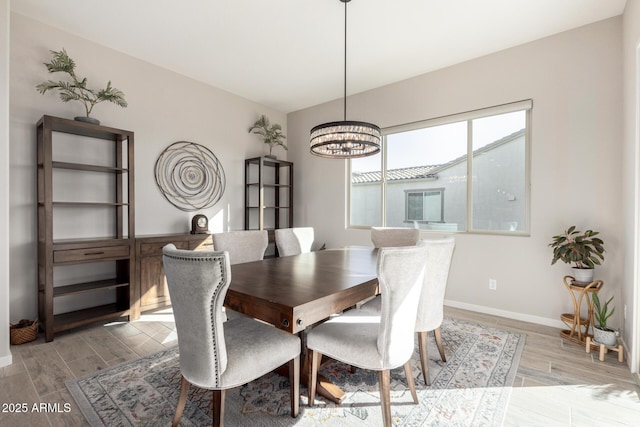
[248, 114, 287, 158]
[549, 226, 605, 284]
[36, 48, 128, 125]
[592, 293, 617, 346]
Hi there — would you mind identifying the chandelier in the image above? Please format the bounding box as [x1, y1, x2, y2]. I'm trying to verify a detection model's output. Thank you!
[309, 0, 381, 159]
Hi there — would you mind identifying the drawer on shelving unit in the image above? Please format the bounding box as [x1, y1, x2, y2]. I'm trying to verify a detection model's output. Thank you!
[53, 244, 130, 263]
[139, 241, 189, 257]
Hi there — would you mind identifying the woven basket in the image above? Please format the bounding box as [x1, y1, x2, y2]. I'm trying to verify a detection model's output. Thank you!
[10, 319, 38, 345]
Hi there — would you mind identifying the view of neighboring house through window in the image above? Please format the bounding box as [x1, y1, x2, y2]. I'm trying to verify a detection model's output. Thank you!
[349, 100, 531, 234]
[406, 189, 444, 222]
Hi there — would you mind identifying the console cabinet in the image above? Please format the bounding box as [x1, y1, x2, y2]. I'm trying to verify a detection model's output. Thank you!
[37, 115, 135, 342]
[136, 234, 212, 312]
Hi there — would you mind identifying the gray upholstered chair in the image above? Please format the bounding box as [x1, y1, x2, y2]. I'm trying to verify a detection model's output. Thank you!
[360, 237, 456, 385]
[210, 230, 268, 320]
[274, 227, 314, 256]
[370, 226, 420, 248]
[306, 244, 428, 427]
[162, 244, 300, 427]
[210, 230, 268, 264]
[355, 227, 421, 309]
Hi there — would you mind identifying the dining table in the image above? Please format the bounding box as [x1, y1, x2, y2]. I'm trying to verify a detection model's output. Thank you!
[225, 245, 379, 403]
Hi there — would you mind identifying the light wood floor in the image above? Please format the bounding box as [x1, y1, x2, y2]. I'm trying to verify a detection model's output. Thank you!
[1, 306, 638, 426]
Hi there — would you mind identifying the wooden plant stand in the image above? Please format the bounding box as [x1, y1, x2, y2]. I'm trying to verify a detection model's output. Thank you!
[560, 276, 603, 348]
[585, 336, 624, 362]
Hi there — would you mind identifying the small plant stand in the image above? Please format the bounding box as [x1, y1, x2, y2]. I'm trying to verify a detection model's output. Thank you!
[585, 336, 624, 362]
[560, 276, 603, 348]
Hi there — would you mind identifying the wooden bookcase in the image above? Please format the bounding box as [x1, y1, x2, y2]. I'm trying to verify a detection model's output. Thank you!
[244, 157, 293, 255]
[37, 115, 135, 342]
[244, 156, 294, 231]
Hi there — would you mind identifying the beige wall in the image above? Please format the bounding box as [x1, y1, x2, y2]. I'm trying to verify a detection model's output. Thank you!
[8, 13, 287, 322]
[289, 18, 624, 334]
[1, 0, 12, 367]
[4, 8, 635, 372]
[622, 0, 640, 375]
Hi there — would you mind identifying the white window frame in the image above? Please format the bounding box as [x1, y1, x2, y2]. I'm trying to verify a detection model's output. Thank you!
[347, 99, 532, 236]
[405, 188, 444, 223]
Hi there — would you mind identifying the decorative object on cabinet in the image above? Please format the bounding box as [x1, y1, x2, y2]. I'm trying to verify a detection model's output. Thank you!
[35, 48, 127, 125]
[136, 233, 213, 313]
[592, 293, 617, 346]
[245, 157, 293, 255]
[154, 141, 226, 211]
[309, 0, 381, 159]
[560, 275, 603, 348]
[37, 115, 135, 342]
[248, 114, 287, 158]
[190, 214, 209, 234]
[549, 225, 605, 284]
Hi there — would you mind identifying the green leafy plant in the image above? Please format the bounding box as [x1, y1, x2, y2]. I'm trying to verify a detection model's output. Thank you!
[248, 114, 287, 155]
[549, 226, 605, 269]
[592, 293, 615, 330]
[36, 48, 127, 118]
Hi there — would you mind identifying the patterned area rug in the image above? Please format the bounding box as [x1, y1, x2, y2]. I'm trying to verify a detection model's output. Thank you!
[67, 317, 525, 426]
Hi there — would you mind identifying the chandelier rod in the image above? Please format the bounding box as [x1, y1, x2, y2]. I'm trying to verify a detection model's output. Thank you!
[343, 0, 347, 121]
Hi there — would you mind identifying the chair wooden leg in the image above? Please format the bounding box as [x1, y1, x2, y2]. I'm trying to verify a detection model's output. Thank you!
[212, 389, 225, 427]
[434, 327, 446, 362]
[172, 375, 190, 427]
[289, 355, 300, 417]
[417, 331, 430, 386]
[307, 349, 321, 406]
[378, 370, 392, 427]
[403, 361, 418, 404]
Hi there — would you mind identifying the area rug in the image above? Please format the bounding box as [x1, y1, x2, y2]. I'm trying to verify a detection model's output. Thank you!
[67, 317, 525, 426]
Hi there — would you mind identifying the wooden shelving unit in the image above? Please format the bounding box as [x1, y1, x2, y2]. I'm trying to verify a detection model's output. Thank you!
[244, 156, 293, 230]
[37, 115, 135, 342]
[244, 157, 293, 255]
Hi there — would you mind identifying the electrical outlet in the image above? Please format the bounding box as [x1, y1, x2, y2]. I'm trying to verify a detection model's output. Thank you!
[624, 304, 627, 320]
[489, 279, 497, 290]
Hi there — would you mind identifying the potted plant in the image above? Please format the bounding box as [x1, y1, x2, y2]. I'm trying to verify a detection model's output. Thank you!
[248, 114, 287, 158]
[549, 226, 605, 284]
[592, 293, 617, 346]
[36, 48, 127, 125]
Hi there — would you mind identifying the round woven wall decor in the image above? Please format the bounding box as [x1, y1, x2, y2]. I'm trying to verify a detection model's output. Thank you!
[154, 141, 226, 211]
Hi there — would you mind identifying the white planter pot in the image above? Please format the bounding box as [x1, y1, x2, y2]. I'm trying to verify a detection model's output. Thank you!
[571, 267, 594, 284]
[593, 326, 617, 346]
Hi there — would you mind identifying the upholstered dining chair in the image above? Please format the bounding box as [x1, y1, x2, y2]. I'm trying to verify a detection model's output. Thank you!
[306, 244, 428, 427]
[162, 244, 300, 427]
[210, 230, 268, 264]
[210, 230, 268, 320]
[274, 227, 314, 256]
[370, 226, 420, 248]
[356, 227, 420, 309]
[360, 237, 456, 385]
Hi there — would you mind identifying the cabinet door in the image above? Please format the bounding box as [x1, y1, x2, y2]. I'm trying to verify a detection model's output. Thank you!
[139, 255, 170, 310]
[138, 240, 188, 311]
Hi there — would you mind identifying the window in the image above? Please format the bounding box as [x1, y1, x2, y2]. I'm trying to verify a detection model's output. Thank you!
[349, 100, 531, 234]
[406, 189, 444, 222]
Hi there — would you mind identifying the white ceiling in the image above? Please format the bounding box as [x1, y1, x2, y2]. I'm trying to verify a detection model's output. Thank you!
[12, 0, 627, 113]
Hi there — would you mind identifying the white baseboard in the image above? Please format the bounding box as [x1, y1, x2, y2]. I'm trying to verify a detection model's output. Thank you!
[0, 352, 12, 368]
[444, 299, 566, 330]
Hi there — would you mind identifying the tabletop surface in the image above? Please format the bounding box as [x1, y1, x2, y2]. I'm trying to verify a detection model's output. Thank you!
[226, 246, 379, 332]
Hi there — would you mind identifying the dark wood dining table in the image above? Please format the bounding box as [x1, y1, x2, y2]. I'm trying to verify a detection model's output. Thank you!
[225, 246, 379, 402]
